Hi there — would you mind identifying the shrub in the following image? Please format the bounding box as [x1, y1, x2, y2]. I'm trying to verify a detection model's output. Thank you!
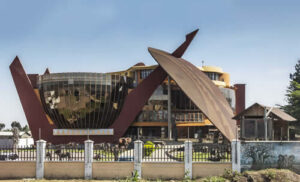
[144, 141, 156, 156]
[222, 168, 242, 181]
[202, 176, 226, 182]
[264, 169, 276, 180]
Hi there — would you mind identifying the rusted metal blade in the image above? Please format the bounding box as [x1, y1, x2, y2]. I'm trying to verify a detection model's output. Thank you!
[172, 29, 199, 58]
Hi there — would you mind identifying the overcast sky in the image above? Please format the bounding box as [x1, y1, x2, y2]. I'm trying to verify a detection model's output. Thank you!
[0, 0, 300, 127]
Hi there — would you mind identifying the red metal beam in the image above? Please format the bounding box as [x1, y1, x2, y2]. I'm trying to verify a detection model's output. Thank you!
[10, 57, 55, 141]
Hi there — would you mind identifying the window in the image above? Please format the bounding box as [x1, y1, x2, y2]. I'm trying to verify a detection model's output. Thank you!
[244, 120, 255, 138]
[140, 70, 153, 79]
[257, 119, 265, 139]
[205, 72, 220, 81]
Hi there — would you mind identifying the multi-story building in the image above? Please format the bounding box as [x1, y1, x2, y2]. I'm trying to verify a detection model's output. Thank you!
[10, 30, 240, 144]
[111, 63, 245, 140]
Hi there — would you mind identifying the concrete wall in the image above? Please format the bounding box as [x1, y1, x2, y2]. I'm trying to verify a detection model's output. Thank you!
[44, 162, 84, 179]
[142, 162, 185, 180]
[193, 163, 231, 179]
[240, 141, 300, 174]
[0, 162, 35, 179]
[93, 162, 134, 179]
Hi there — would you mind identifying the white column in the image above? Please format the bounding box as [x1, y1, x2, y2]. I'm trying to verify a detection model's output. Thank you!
[231, 139, 241, 172]
[36, 140, 46, 179]
[134, 140, 143, 179]
[84, 140, 94, 180]
[184, 141, 192, 179]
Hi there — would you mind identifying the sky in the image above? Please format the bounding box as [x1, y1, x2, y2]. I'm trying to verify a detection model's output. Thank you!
[0, 0, 300, 128]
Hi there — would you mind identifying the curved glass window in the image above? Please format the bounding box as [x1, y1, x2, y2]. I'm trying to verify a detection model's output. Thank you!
[38, 73, 129, 129]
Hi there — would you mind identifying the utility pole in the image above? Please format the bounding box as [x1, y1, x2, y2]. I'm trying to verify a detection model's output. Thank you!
[264, 107, 273, 141]
[168, 76, 172, 140]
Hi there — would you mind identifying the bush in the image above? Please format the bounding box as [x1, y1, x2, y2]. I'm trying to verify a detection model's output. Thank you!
[222, 168, 242, 181]
[264, 169, 276, 180]
[144, 141, 156, 157]
[202, 176, 227, 182]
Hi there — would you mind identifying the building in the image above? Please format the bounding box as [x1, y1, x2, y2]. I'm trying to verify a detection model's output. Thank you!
[233, 103, 296, 140]
[119, 64, 245, 141]
[0, 131, 34, 147]
[10, 30, 241, 144]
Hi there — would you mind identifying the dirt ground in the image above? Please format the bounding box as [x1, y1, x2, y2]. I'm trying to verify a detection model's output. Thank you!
[1, 169, 300, 182]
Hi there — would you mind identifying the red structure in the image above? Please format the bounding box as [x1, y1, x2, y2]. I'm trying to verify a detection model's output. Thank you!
[234, 84, 246, 125]
[10, 29, 238, 144]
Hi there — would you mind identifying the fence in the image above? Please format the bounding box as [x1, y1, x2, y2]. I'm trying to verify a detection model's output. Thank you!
[0, 140, 233, 180]
[0, 145, 36, 161]
[93, 144, 134, 162]
[192, 143, 231, 162]
[142, 144, 184, 162]
[45, 145, 84, 161]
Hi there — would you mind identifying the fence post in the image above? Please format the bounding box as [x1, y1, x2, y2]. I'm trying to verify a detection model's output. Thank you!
[184, 140, 193, 179]
[84, 139, 94, 180]
[231, 139, 241, 172]
[36, 140, 46, 179]
[134, 140, 143, 179]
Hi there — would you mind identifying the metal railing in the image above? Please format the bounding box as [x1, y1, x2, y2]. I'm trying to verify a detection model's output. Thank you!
[93, 144, 134, 162]
[0, 145, 36, 161]
[142, 144, 184, 162]
[45, 145, 84, 161]
[192, 143, 231, 162]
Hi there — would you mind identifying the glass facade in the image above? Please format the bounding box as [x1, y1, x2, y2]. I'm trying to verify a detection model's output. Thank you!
[38, 73, 132, 129]
[135, 77, 203, 123]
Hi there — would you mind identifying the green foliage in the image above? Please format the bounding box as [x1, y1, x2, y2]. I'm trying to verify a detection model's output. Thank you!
[202, 176, 226, 182]
[145, 141, 155, 145]
[0, 123, 5, 131]
[282, 60, 300, 124]
[222, 169, 242, 182]
[22, 125, 29, 132]
[263, 169, 276, 180]
[183, 170, 192, 182]
[132, 170, 139, 182]
[144, 141, 156, 157]
[11, 121, 22, 131]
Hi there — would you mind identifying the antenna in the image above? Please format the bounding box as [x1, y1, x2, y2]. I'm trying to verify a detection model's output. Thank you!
[202, 60, 204, 67]
[87, 128, 90, 140]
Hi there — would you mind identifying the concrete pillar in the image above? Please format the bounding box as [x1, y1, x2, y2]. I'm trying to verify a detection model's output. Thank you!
[134, 140, 143, 179]
[231, 140, 241, 172]
[84, 140, 94, 180]
[36, 140, 46, 179]
[184, 141, 192, 179]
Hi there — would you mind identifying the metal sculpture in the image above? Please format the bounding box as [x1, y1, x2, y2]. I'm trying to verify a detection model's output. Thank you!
[10, 29, 236, 143]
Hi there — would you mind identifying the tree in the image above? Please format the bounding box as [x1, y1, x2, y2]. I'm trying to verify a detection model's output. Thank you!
[282, 60, 300, 122]
[11, 127, 19, 150]
[22, 125, 29, 132]
[0, 123, 5, 131]
[11, 121, 22, 131]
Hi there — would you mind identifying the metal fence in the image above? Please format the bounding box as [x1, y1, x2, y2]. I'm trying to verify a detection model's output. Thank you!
[142, 144, 184, 162]
[0, 145, 36, 161]
[192, 143, 231, 162]
[45, 145, 84, 161]
[0, 142, 232, 163]
[93, 144, 134, 162]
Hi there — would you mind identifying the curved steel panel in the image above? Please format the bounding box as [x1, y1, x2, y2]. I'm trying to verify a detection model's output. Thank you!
[148, 48, 237, 141]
